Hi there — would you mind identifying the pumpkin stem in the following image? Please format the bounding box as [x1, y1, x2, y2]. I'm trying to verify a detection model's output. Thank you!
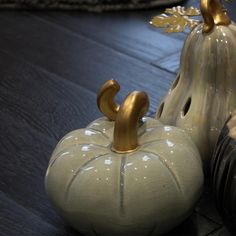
[200, 0, 231, 33]
[97, 79, 120, 121]
[112, 91, 149, 153]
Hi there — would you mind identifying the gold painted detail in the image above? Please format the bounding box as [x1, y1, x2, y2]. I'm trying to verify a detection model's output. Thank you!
[150, 6, 200, 33]
[151, 0, 231, 33]
[201, 0, 231, 33]
[112, 91, 149, 153]
[97, 79, 120, 121]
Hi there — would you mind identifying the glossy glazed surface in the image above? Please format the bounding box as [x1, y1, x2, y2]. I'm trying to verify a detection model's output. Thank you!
[156, 22, 236, 166]
[211, 114, 236, 234]
[45, 117, 203, 236]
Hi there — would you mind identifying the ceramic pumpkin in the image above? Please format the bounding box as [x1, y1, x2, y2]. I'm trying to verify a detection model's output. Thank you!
[156, 0, 236, 165]
[45, 80, 203, 236]
[211, 111, 236, 234]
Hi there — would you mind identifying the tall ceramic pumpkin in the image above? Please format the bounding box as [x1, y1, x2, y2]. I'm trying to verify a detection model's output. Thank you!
[156, 0, 236, 165]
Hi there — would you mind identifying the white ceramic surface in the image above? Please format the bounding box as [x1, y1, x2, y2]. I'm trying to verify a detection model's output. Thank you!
[156, 22, 236, 165]
[45, 117, 203, 236]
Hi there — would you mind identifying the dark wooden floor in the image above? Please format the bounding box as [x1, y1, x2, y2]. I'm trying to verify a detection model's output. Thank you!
[1, 1, 236, 235]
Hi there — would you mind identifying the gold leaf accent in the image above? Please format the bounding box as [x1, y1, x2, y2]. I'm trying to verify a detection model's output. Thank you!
[150, 6, 201, 33]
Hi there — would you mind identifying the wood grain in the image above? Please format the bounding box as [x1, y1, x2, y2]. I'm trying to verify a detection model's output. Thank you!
[0, 191, 79, 236]
[0, 12, 175, 113]
[29, 11, 186, 63]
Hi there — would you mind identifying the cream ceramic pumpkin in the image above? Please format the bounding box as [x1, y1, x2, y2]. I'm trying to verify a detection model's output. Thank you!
[156, 0, 236, 166]
[45, 80, 203, 236]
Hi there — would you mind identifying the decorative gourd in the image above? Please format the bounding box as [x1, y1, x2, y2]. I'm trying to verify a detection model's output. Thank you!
[45, 80, 203, 236]
[211, 111, 236, 234]
[156, 0, 236, 165]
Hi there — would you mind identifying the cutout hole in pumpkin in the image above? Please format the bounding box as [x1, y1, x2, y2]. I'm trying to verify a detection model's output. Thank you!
[157, 102, 164, 118]
[171, 74, 180, 90]
[182, 97, 191, 117]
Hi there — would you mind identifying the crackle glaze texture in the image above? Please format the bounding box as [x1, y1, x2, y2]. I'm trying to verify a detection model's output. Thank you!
[45, 117, 203, 236]
[211, 115, 236, 234]
[156, 22, 236, 165]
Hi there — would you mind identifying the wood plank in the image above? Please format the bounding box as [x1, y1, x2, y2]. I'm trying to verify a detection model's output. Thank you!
[31, 0, 236, 71]
[0, 13, 175, 113]
[29, 11, 186, 64]
[152, 51, 181, 74]
[0, 54, 103, 233]
[0, 110, 61, 226]
[0, 50, 101, 226]
[0, 51, 100, 139]
[0, 191, 79, 236]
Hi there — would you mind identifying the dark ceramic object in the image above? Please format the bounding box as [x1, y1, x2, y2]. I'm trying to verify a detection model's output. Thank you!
[211, 115, 236, 234]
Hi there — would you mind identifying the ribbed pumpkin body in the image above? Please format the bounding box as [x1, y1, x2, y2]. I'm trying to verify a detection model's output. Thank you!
[211, 115, 236, 234]
[157, 22, 236, 165]
[45, 117, 203, 236]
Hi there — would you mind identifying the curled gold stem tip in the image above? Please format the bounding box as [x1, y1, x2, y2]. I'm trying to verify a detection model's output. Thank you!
[200, 0, 231, 33]
[97, 79, 120, 121]
[112, 91, 149, 153]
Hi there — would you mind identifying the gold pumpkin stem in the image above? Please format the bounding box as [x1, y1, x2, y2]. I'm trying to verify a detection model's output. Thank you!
[112, 91, 149, 153]
[200, 0, 231, 33]
[97, 79, 120, 121]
